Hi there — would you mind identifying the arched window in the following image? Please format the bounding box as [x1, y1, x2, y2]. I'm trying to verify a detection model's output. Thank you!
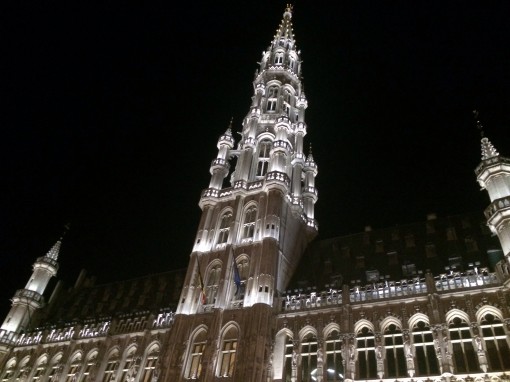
[218, 326, 239, 377]
[449, 317, 478, 373]
[300, 332, 318, 381]
[102, 350, 119, 382]
[205, 263, 222, 305]
[283, 89, 291, 116]
[256, 140, 271, 177]
[47, 355, 63, 381]
[412, 321, 439, 376]
[479, 313, 510, 371]
[217, 212, 232, 246]
[325, 330, 343, 381]
[185, 328, 207, 379]
[383, 324, 406, 378]
[119, 347, 137, 381]
[357, 326, 377, 379]
[266, 86, 278, 112]
[31, 356, 48, 380]
[274, 52, 284, 64]
[82, 351, 98, 380]
[242, 206, 257, 241]
[140, 345, 160, 382]
[0, 358, 16, 382]
[66, 354, 82, 382]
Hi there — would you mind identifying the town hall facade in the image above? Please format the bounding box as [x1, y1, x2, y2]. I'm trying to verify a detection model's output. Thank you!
[1, 5, 510, 382]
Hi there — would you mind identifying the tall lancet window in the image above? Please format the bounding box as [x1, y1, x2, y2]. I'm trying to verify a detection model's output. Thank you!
[217, 212, 232, 246]
[32, 357, 47, 380]
[412, 320, 439, 376]
[256, 140, 271, 177]
[140, 345, 160, 382]
[283, 89, 291, 116]
[300, 332, 318, 381]
[357, 326, 377, 379]
[205, 263, 222, 305]
[217, 325, 239, 377]
[479, 313, 510, 371]
[66, 354, 82, 382]
[242, 206, 257, 241]
[383, 324, 406, 378]
[274, 52, 284, 64]
[449, 316, 478, 373]
[185, 328, 207, 379]
[266, 86, 278, 112]
[325, 330, 343, 381]
[102, 350, 119, 382]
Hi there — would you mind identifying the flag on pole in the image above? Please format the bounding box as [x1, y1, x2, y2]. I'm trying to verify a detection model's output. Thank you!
[197, 261, 207, 305]
[231, 250, 242, 296]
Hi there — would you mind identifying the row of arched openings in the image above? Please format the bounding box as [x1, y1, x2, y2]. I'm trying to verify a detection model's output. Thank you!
[1, 343, 160, 382]
[275, 309, 510, 382]
[184, 323, 239, 379]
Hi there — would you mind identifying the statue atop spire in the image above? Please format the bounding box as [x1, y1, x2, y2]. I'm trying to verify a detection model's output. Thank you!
[474, 110, 500, 160]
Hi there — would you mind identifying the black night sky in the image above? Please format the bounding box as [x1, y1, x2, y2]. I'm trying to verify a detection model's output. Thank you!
[1, 1, 509, 318]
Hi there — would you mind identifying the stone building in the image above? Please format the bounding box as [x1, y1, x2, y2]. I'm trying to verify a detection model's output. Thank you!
[1, 5, 509, 382]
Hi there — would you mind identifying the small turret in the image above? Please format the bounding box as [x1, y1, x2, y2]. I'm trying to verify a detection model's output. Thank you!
[474, 111, 510, 262]
[1, 237, 62, 336]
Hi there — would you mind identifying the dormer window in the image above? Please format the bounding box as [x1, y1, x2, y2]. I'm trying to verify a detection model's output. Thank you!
[274, 52, 284, 64]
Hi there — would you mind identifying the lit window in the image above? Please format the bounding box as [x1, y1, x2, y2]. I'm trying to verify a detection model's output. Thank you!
[218, 326, 238, 377]
[82, 352, 97, 380]
[205, 264, 222, 305]
[256, 140, 271, 177]
[31, 360, 47, 380]
[242, 207, 257, 240]
[217, 212, 232, 246]
[185, 329, 207, 379]
[412, 321, 439, 376]
[140, 346, 160, 382]
[102, 353, 119, 382]
[479, 313, 510, 371]
[449, 317, 478, 373]
[66, 356, 82, 382]
[325, 331, 343, 381]
[357, 327, 377, 379]
[119, 348, 137, 382]
[300, 333, 318, 381]
[384, 324, 406, 378]
[266, 86, 278, 112]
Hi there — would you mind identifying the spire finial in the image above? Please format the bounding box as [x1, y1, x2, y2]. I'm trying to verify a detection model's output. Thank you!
[473, 109, 484, 138]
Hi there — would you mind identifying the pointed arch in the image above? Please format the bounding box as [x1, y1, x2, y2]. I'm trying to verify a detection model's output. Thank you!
[205, 259, 222, 305]
[354, 319, 375, 334]
[448, 311, 478, 373]
[356, 322, 377, 379]
[408, 313, 430, 330]
[477, 308, 510, 371]
[31, 354, 49, 381]
[140, 342, 161, 382]
[241, 202, 258, 242]
[216, 209, 233, 247]
[65, 351, 83, 382]
[217, 322, 240, 377]
[102, 347, 120, 382]
[299, 328, 318, 382]
[47, 352, 63, 381]
[82, 349, 99, 380]
[0, 357, 17, 381]
[323, 324, 344, 381]
[410, 318, 439, 376]
[184, 325, 208, 379]
[256, 139, 272, 176]
[118, 344, 138, 381]
[274, 328, 294, 380]
[379, 316, 403, 332]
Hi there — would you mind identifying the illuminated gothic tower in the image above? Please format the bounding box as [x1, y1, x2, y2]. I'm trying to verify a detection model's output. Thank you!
[163, 5, 317, 381]
[476, 132, 510, 269]
[0, 239, 60, 358]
